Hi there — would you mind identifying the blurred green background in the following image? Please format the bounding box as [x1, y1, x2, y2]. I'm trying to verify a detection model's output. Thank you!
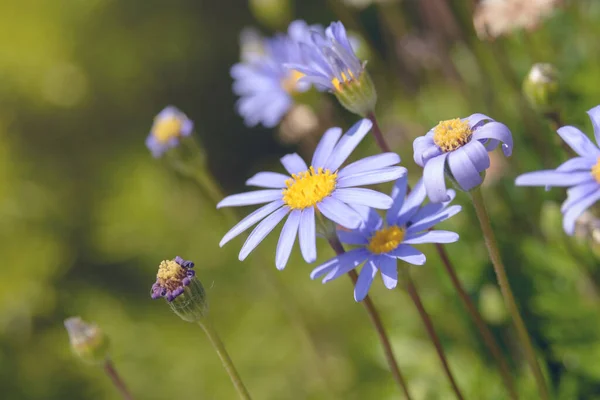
[2, 0, 600, 399]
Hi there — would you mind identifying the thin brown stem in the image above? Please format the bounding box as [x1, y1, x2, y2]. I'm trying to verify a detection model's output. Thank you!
[103, 359, 134, 400]
[328, 237, 413, 400]
[366, 112, 392, 153]
[434, 243, 518, 399]
[401, 271, 464, 400]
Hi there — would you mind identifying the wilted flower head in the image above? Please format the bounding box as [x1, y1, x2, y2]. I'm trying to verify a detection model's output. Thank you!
[231, 21, 314, 128]
[151, 256, 207, 322]
[64, 317, 110, 365]
[146, 106, 194, 158]
[474, 0, 563, 40]
[217, 119, 406, 270]
[289, 21, 377, 117]
[311, 177, 461, 301]
[516, 105, 600, 235]
[523, 63, 560, 113]
[413, 114, 513, 203]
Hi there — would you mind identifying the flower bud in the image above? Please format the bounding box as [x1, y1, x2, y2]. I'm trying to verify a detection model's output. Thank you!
[151, 256, 208, 322]
[64, 317, 110, 365]
[334, 69, 378, 117]
[249, 0, 292, 30]
[523, 63, 560, 114]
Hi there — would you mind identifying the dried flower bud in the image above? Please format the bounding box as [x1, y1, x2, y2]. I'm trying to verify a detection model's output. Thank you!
[64, 317, 110, 365]
[523, 63, 560, 114]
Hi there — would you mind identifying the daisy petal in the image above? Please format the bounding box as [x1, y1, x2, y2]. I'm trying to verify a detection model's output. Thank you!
[562, 189, 600, 235]
[337, 230, 369, 245]
[275, 210, 301, 270]
[317, 196, 363, 229]
[239, 207, 289, 260]
[386, 176, 408, 225]
[322, 248, 369, 282]
[333, 188, 393, 209]
[447, 146, 484, 192]
[403, 230, 459, 244]
[396, 179, 427, 226]
[280, 153, 309, 175]
[324, 119, 372, 171]
[587, 105, 600, 145]
[336, 166, 407, 188]
[391, 244, 426, 265]
[299, 207, 317, 263]
[557, 126, 600, 158]
[562, 182, 600, 212]
[423, 154, 450, 203]
[467, 113, 493, 129]
[355, 259, 378, 301]
[378, 256, 398, 290]
[407, 205, 462, 233]
[312, 127, 343, 168]
[246, 172, 290, 188]
[220, 200, 284, 246]
[463, 140, 491, 171]
[472, 121, 513, 156]
[410, 189, 456, 223]
[217, 190, 283, 208]
[338, 153, 401, 178]
[515, 171, 594, 187]
[556, 157, 596, 172]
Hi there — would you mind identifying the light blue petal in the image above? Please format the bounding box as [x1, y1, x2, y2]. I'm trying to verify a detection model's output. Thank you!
[391, 245, 426, 265]
[299, 207, 317, 263]
[562, 189, 600, 235]
[355, 260, 378, 301]
[556, 157, 596, 172]
[396, 179, 427, 227]
[472, 121, 513, 157]
[406, 205, 462, 233]
[587, 105, 600, 146]
[246, 172, 290, 188]
[463, 140, 491, 171]
[466, 113, 493, 129]
[324, 119, 372, 171]
[515, 171, 594, 187]
[322, 248, 369, 282]
[337, 229, 369, 245]
[403, 230, 459, 244]
[447, 146, 484, 192]
[557, 126, 600, 158]
[349, 204, 383, 232]
[410, 189, 456, 223]
[276, 210, 301, 270]
[423, 153, 450, 203]
[217, 190, 283, 208]
[220, 200, 284, 247]
[311, 127, 343, 168]
[239, 206, 290, 260]
[336, 166, 407, 188]
[413, 135, 439, 167]
[338, 153, 401, 178]
[561, 182, 600, 212]
[378, 255, 398, 290]
[385, 175, 409, 225]
[332, 188, 393, 209]
[280, 153, 309, 175]
[317, 196, 363, 229]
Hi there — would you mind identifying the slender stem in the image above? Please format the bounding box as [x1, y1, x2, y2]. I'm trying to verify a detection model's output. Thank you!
[470, 188, 549, 400]
[434, 243, 518, 399]
[197, 320, 252, 400]
[328, 237, 413, 400]
[366, 112, 392, 153]
[103, 359, 134, 400]
[400, 269, 464, 400]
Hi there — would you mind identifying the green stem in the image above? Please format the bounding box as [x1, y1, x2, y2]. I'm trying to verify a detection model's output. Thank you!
[470, 187, 549, 400]
[103, 359, 134, 400]
[328, 236, 413, 400]
[434, 243, 518, 399]
[400, 268, 465, 400]
[197, 320, 252, 400]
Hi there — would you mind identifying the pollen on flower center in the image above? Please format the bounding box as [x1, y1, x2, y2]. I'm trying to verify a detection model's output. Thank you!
[282, 70, 305, 93]
[332, 69, 358, 92]
[433, 118, 473, 152]
[282, 166, 337, 209]
[153, 117, 183, 143]
[592, 157, 600, 183]
[367, 225, 405, 254]
[156, 260, 188, 290]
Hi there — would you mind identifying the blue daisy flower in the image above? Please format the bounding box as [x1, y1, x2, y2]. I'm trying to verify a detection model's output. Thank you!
[413, 114, 513, 203]
[217, 119, 406, 270]
[516, 105, 600, 235]
[146, 106, 194, 158]
[231, 20, 315, 128]
[311, 177, 461, 301]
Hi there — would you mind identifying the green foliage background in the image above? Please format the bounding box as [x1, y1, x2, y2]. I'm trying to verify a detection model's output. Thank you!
[1, 0, 599, 399]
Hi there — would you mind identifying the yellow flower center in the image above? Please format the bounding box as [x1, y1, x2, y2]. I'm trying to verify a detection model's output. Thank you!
[332, 70, 358, 92]
[152, 117, 183, 143]
[282, 70, 305, 93]
[156, 260, 187, 290]
[592, 157, 600, 183]
[282, 166, 337, 210]
[433, 118, 473, 152]
[367, 225, 405, 254]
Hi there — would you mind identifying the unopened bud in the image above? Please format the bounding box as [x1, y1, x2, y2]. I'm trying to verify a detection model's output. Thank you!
[64, 317, 110, 365]
[523, 63, 560, 114]
[334, 69, 378, 118]
[249, 0, 292, 30]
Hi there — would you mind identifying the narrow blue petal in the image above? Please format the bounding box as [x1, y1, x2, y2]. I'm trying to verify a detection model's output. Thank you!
[396, 179, 427, 227]
[423, 153, 450, 203]
[349, 204, 383, 232]
[391, 244, 426, 265]
[556, 157, 596, 172]
[324, 119, 372, 171]
[276, 210, 301, 270]
[587, 105, 600, 146]
[337, 229, 369, 245]
[378, 255, 398, 290]
[338, 153, 401, 178]
[562, 189, 600, 235]
[463, 140, 491, 171]
[406, 205, 462, 233]
[355, 260, 378, 301]
[472, 121, 513, 157]
[447, 146, 485, 192]
[310, 257, 339, 280]
[515, 171, 594, 187]
[336, 166, 407, 188]
[280, 153, 308, 175]
[217, 190, 283, 208]
[239, 207, 289, 261]
[385, 175, 409, 225]
[322, 248, 369, 282]
[246, 172, 290, 188]
[403, 230, 459, 244]
[466, 113, 493, 129]
[311, 127, 342, 168]
[332, 188, 393, 209]
[299, 207, 317, 263]
[557, 126, 600, 158]
[317, 196, 363, 229]
[220, 200, 284, 247]
[413, 135, 439, 167]
[562, 182, 600, 212]
[410, 189, 456, 223]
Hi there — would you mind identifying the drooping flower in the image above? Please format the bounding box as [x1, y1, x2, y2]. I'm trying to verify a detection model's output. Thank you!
[311, 177, 461, 301]
[231, 20, 315, 128]
[413, 114, 513, 203]
[515, 106, 600, 235]
[218, 119, 406, 270]
[64, 317, 110, 365]
[146, 106, 194, 158]
[288, 21, 377, 117]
